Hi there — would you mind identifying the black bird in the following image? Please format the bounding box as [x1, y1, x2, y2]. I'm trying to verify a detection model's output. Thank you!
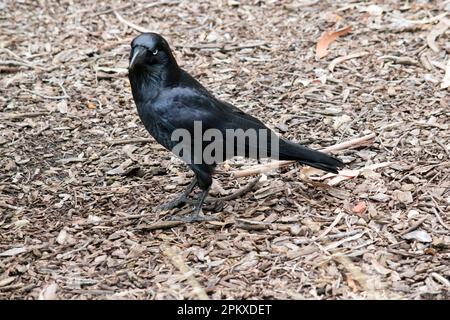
[128, 33, 343, 222]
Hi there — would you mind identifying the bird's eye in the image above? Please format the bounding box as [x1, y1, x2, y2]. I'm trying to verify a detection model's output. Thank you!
[152, 49, 158, 55]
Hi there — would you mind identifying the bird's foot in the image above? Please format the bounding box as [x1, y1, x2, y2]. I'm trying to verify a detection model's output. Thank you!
[158, 194, 188, 211]
[158, 178, 198, 211]
[168, 212, 219, 223]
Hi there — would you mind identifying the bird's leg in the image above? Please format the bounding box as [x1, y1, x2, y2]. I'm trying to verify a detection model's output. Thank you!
[169, 187, 219, 222]
[159, 178, 197, 210]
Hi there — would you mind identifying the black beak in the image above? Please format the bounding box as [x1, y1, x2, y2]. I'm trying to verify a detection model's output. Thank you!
[129, 47, 144, 69]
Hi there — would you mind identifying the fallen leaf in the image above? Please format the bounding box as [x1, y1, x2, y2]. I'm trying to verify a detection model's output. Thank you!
[57, 100, 68, 114]
[403, 230, 432, 243]
[39, 282, 58, 300]
[323, 12, 342, 22]
[431, 272, 450, 288]
[56, 229, 68, 245]
[289, 224, 302, 236]
[286, 245, 317, 259]
[0, 277, 16, 287]
[328, 51, 370, 71]
[316, 26, 352, 58]
[14, 219, 29, 227]
[424, 248, 437, 255]
[393, 190, 413, 204]
[352, 201, 367, 215]
[299, 166, 324, 179]
[346, 273, 360, 292]
[106, 159, 134, 176]
[371, 259, 391, 275]
[314, 162, 392, 187]
[53, 49, 76, 63]
[332, 114, 352, 130]
[365, 4, 383, 16]
[94, 255, 107, 265]
[0, 247, 27, 257]
[407, 210, 420, 219]
[87, 215, 102, 224]
[370, 193, 391, 202]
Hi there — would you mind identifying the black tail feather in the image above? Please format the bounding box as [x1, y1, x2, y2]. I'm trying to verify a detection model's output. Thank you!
[278, 139, 343, 174]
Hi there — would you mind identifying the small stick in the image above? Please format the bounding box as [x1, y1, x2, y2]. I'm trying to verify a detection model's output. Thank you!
[0, 202, 19, 210]
[142, 0, 181, 9]
[223, 42, 269, 52]
[160, 245, 209, 300]
[0, 49, 58, 72]
[400, 216, 428, 236]
[89, 3, 133, 17]
[431, 272, 450, 288]
[114, 10, 154, 33]
[56, 240, 92, 259]
[232, 161, 293, 178]
[0, 60, 35, 68]
[20, 88, 68, 100]
[314, 210, 345, 241]
[107, 137, 152, 146]
[0, 66, 23, 73]
[206, 175, 261, 202]
[435, 138, 450, 159]
[137, 220, 184, 230]
[0, 112, 49, 120]
[329, 52, 370, 72]
[429, 195, 450, 232]
[232, 133, 376, 178]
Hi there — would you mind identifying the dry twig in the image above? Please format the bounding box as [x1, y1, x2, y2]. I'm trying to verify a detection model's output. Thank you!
[232, 133, 376, 178]
[160, 245, 209, 300]
[114, 11, 154, 33]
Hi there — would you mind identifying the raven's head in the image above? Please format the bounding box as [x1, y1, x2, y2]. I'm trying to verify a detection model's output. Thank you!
[129, 33, 177, 71]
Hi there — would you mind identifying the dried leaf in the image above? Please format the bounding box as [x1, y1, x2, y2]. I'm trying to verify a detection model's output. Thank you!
[393, 190, 413, 204]
[346, 274, 360, 292]
[87, 101, 96, 109]
[403, 230, 432, 243]
[38, 282, 58, 300]
[371, 259, 391, 275]
[328, 51, 370, 71]
[56, 229, 68, 245]
[365, 4, 383, 16]
[0, 277, 16, 287]
[316, 26, 352, 58]
[0, 247, 27, 257]
[106, 159, 134, 176]
[352, 201, 367, 215]
[333, 114, 352, 130]
[57, 100, 68, 114]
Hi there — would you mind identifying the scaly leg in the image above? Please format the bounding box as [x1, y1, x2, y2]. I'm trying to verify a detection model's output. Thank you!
[169, 187, 219, 222]
[159, 178, 197, 210]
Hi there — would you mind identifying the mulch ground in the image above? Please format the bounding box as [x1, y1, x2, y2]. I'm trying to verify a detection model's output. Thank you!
[1, 0, 449, 299]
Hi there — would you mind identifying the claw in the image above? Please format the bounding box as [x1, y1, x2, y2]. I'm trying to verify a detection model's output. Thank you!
[158, 178, 197, 211]
[166, 185, 220, 223]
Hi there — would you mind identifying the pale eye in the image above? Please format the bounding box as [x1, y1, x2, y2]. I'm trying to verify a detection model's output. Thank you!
[152, 49, 158, 55]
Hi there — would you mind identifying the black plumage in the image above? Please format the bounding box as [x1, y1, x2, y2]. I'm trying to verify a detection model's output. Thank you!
[128, 33, 343, 221]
